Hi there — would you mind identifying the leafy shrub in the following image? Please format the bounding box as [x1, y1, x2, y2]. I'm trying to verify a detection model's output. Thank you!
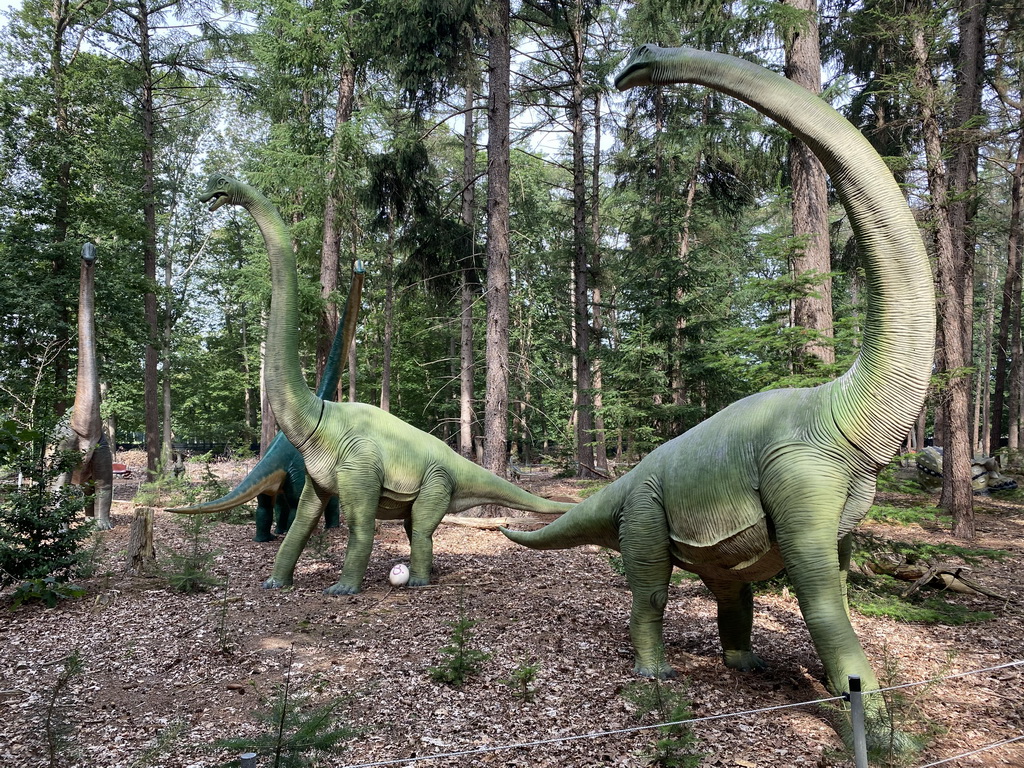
[0, 439, 92, 604]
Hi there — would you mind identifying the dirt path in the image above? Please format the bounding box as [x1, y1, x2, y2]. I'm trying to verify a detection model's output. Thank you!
[2, 465, 1022, 767]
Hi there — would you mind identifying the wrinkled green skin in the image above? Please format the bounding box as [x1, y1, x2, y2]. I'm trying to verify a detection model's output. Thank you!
[192, 175, 574, 594]
[916, 446, 1018, 494]
[168, 265, 364, 542]
[50, 247, 113, 530]
[503, 46, 935, 751]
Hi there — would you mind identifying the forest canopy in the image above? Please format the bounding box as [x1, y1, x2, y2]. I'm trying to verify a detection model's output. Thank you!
[0, 0, 1017, 514]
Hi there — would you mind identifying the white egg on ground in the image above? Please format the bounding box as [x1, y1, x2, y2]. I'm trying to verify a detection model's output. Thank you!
[388, 563, 410, 586]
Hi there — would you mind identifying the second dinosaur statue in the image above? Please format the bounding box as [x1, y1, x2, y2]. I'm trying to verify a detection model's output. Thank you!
[50, 243, 114, 530]
[168, 262, 365, 541]
[180, 174, 573, 593]
[503, 46, 935, 749]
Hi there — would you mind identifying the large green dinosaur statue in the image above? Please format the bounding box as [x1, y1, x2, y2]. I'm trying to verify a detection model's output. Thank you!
[167, 262, 365, 541]
[502, 46, 934, 741]
[185, 174, 573, 593]
[51, 243, 114, 530]
[916, 446, 1018, 494]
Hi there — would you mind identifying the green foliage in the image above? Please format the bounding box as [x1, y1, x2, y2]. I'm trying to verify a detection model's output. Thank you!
[0, 443, 92, 602]
[428, 593, 491, 687]
[876, 459, 928, 495]
[866, 505, 941, 526]
[215, 651, 358, 768]
[849, 585, 994, 625]
[160, 514, 222, 594]
[500, 658, 541, 702]
[43, 649, 85, 768]
[622, 676, 703, 768]
[10, 577, 87, 609]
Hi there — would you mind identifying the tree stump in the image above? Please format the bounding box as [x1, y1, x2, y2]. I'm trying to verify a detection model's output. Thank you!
[125, 506, 156, 575]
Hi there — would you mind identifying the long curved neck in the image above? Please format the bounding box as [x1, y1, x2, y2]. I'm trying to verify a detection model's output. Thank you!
[70, 257, 101, 440]
[241, 188, 322, 447]
[631, 47, 935, 463]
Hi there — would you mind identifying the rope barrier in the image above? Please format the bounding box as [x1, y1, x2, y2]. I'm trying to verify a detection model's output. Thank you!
[339, 694, 848, 768]
[338, 660, 1024, 768]
[915, 733, 1024, 767]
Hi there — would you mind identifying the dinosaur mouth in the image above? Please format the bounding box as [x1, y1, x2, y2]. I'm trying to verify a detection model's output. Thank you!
[200, 190, 229, 212]
[614, 46, 658, 91]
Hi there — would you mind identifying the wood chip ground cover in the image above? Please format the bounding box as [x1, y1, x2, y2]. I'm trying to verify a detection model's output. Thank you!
[1, 462, 1022, 768]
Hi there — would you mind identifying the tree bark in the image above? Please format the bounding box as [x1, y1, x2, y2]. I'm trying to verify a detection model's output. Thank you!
[460, 78, 477, 460]
[910, 12, 975, 536]
[992, 127, 1024, 453]
[569, 8, 597, 479]
[316, 60, 355, 395]
[590, 92, 609, 474]
[784, 0, 834, 366]
[482, 0, 512, 484]
[136, 0, 161, 480]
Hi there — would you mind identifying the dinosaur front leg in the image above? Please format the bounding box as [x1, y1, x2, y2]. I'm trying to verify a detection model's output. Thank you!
[405, 467, 455, 587]
[325, 470, 383, 595]
[264, 481, 330, 589]
[763, 449, 913, 750]
[620, 482, 675, 678]
[700, 576, 765, 671]
[92, 439, 114, 530]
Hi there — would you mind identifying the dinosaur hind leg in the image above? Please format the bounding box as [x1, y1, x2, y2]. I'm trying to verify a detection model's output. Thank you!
[405, 467, 455, 587]
[700, 576, 765, 671]
[620, 479, 675, 679]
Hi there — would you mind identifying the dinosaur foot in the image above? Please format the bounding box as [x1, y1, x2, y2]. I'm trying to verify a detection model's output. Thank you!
[407, 576, 430, 587]
[634, 660, 677, 679]
[262, 577, 292, 590]
[723, 650, 767, 672]
[94, 518, 114, 531]
[252, 533, 277, 543]
[325, 581, 362, 596]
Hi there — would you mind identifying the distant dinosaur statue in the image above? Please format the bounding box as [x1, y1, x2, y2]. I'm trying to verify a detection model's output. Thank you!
[179, 175, 573, 593]
[51, 243, 114, 530]
[168, 262, 364, 541]
[916, 446, 1018, 494]
[502, 46, 934, 749]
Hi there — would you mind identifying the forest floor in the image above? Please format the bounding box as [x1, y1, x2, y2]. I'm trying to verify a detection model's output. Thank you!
[1, 453, 1023, 768]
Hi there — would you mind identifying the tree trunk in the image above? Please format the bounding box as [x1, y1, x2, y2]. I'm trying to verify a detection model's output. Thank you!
[992, 127, 1024, 454]
[911, 13, 974, 536]
[591, 92, 609, 474]
[569, 12, 596, 479]
[125, 507, 155, 575]
[460, 78, 477, 460]
[133, 0, 161, 480]
[784, 0, 834, 366]
[482, 0, 512, 485]
[316, 61, 355, 395]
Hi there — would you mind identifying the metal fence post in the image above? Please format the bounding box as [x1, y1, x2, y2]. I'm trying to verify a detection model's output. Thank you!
[848, 675, 869, 768]
[240, 752, 258, 768]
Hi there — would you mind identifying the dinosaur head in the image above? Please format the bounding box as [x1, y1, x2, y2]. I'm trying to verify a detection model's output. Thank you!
[200, 173, 243, 212]
[81, 242, 97, 265]
[614, 44, 684, 91]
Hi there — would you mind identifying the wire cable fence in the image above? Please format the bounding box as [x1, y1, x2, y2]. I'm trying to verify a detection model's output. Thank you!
[334, 660, 1024, 768]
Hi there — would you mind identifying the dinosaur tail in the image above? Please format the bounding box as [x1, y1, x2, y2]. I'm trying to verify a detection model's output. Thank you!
[167, 467, 286, 514]
[455, 460, 576, 515]
[500, 483, 624, 551]
[615, 47, 935, 465]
